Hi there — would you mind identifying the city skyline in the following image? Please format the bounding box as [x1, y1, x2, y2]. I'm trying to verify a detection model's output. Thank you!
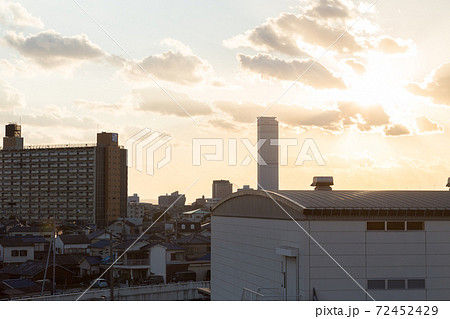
[0, 0, 449, 202]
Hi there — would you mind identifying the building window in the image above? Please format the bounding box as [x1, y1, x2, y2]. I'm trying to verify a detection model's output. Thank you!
[11, 250, 19, 257]
[387, 280, 406, 290]
[387, 222, 405, 231]
[20, 250, 28, 256]
[408, 279, 425, 289]
[181, 224, 186, 230]
[190, 224, 195, 230]
[367, 221, 424, 231]
[407, 221, 424, 231]
[367, 222, 385, 231]
[367, 280, 385, 290]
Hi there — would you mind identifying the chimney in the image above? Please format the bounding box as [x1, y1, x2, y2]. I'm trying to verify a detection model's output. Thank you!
[447, 178, 450, 191]
[311, 176, 333, 191]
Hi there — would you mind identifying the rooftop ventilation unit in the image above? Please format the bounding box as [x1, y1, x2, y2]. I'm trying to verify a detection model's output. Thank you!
[311, 176, 334, 191]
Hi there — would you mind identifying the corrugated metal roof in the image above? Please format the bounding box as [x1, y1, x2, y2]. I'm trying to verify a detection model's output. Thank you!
[273, 190, 450, 209]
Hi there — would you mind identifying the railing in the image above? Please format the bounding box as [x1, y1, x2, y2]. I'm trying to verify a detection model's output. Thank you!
[117, 258, 150, 266]
[241, 287, 302, 301]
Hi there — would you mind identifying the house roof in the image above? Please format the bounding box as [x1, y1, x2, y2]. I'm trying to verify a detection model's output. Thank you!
[213, 189, 450, 219]
[59, 234, 90, 245]
[182, 209, 210, 216]
[21, 236, 48, 244]
[8, 226, 40, 233]
[196, 253, 211, 261]
[113, 239, 148, 251]
[87, 230, 105, 240]
[176, 234, 210, 245]
[0, 237, 34, 247]
[0, 260, 73, 277]
[55, 254, 85, 266]
[89, 239, 113, 249]
[2, 278, 38, 290]
[149, 243, 185, 251]
[201, 222, 211, 230]
[83, 256, 102, 266]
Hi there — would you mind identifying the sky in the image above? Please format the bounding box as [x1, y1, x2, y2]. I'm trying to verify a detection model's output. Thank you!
[0, 0, 449, 202]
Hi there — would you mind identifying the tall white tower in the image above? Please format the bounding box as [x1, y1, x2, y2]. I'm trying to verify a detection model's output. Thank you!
[257, 117, 279, 190]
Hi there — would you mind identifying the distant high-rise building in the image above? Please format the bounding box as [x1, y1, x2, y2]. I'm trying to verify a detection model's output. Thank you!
[3, 123, 24, 150]
[212, 180, 232, 200]
[158, 191, 186, 208]
[257, 117, 278, 190]
[0, 125, 127, 228]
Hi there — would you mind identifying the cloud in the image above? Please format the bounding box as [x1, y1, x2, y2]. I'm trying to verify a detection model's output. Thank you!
[224, 23, 308, 57]
[224, 4, 414, 58]
[306, 0, 351, 20]
[121, 48, 210, 85]
[217, 100, 396, 134]
[416, 116, 443, 133]
[207, 119, 240, 132]
[344, 58, 366, 74]
[276, 13, 363, 53]
[384, 124, 410, 136]
[2, 30, 105, 68]
[373, 36, 413, 54]
[238, 53, 346, 89]
[0, 78, 25, 109]
[0, 0, 44, 28]
[338, 102, 391, 131]
[133, 87, 212, 117]
[21, 112, 97, 129]
[215, 101, 266, 123]
[407, 63, 450, 106]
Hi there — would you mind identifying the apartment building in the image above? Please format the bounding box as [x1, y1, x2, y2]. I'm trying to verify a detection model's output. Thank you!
[0, 124, 127, 228]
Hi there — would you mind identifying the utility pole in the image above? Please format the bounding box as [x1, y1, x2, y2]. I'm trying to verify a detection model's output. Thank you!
[109, 229, 114, 301]
[52, 220, 56, 295]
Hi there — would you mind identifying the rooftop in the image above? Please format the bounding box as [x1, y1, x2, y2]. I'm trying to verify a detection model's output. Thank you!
[58, 234, 90, 245]
[213, 189, 450, 219]
[0, 237, 34, 247]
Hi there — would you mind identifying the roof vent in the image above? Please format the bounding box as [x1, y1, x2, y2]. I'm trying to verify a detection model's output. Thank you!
[447, 178, 450, 190]
[311, 176, 333, 191]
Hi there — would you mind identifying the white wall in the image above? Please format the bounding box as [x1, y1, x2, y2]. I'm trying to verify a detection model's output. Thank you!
[150, 246, 167, 282]
[212, 216, 450, 301]
[0, 245, 34, 263]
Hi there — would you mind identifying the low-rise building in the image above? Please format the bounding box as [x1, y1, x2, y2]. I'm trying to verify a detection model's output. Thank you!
[55, 234, 90, 255]
[211, 184, 450, 301]
[0, 237, 34, 264]
[182, 209, 210, 222]
[150, 243, 187, 283]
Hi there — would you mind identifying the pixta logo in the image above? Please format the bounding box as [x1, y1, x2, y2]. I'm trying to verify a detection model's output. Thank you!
[126, 128, 172, 176]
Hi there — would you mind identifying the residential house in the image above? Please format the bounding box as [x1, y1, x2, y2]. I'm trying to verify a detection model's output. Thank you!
[176, 233, 211, 260]
[0, 278, 42, 299]
[0, 237, 34, 264]
[182, 209, 210, 222]
[8, 226, 52, 239]
[0, 260, 74, 287]
[80, 256, 103, 277]
[113, 240, 151, 283]
[200, 222, 211, 238]
[188, 253, 211, 282]
[176, 220, 202, 236]
[89, 240, 114, 260]
[55, 234, 90, 255]
[22, 236, 49, 261]
[109, 218, 143, 236]
[150, 243, 188, 283]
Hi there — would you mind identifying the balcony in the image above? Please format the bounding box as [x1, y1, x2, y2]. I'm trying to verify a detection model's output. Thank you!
[118, 259, 150, 266]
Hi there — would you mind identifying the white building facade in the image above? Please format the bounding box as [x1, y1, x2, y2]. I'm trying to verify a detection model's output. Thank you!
[211, 190, 450, 301]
